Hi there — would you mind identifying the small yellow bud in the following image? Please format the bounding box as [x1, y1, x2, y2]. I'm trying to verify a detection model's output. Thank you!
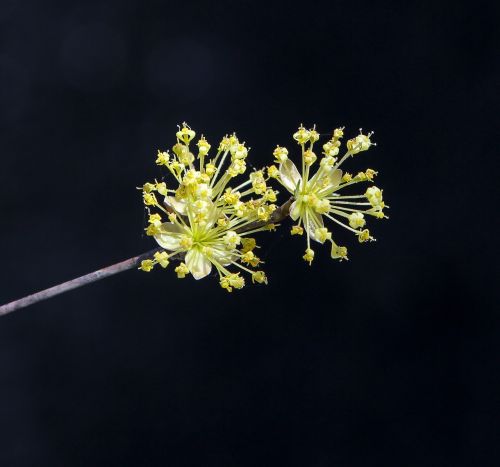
[231, 143, 248, 160]
[156, 182, 168, 195]
[263, 188, 277, 202]
[143, 182, 156, 193]
[315, 227, 332, 243]
[179, 235, 194, 249]
[252, 271, 268, 284]
[153, 251, 170, 268]
[303, 150, 317, 166]
[333, 128, 344, 139]
[355, 171, 367, 181]
[241, 250, 256, 264]
[267, 165, 280, 178]
[365, 186, 384, 208]
[309, 128, 320, 142]
[145, 224, 160, 236]
[139, 259, 154, 272]
[365, 168, 378, 180]
[205, 163, 216, 176]
[358, 229, 373, 243]
[342, 173, 352, 182]
[348, 212, 366, 229]
[303, 248, 315, 264]
[293, 125, 311, 144]
[223, 231, 241, 249]
[241, 237, 256, 253]
[273, 146, 288, 163]
[156, 151, 170, 166]
[197, 136, 211, 155]
[143, 192, 157, 206]
[314, 198, 330, 214]
[148, 213, 162, 226]
[218, 136, 231, 151]
[176, 123, 196, 144]
[175, 263, 190, 278]
[346, 130, 374, 154]
[291, 225, 304, 235]
[331, 243, 348, 260]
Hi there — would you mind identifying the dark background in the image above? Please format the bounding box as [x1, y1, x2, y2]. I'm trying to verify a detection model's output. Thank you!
[0, 0, 498, 465]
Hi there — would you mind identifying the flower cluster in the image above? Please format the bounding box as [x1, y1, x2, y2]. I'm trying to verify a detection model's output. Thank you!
[139, 123, 276, 291]
[270, 125, 388, 263]
[139, 123, 388, 291]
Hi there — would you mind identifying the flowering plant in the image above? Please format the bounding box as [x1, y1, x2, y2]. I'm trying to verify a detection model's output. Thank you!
[0, 121, 389, 315]
[138, 123, 388, 291]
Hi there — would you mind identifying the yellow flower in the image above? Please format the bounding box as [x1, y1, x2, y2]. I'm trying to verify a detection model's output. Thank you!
[271, 126, 387, 262]
[176, 122, 196, 144]
[139, 259, 154, 272]
[140, 124, 275, 290]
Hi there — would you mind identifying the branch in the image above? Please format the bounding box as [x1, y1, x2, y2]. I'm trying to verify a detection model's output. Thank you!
[0, 248, 161, 317]
[0, 199, 293, 317]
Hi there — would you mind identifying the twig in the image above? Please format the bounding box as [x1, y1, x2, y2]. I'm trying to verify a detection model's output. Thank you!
[0, 248, 161, 317]
[0, 199, 293, 317]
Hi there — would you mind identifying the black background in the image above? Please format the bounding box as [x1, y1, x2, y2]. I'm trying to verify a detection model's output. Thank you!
[1, 0, 498, 466]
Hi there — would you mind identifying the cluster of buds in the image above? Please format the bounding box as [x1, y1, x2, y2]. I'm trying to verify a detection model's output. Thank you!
[139, 123, 277, 291]
[271, 125, 388, 264]
[139, 123, 388, 291]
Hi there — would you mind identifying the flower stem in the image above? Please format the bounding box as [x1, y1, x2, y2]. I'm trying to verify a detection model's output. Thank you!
[0, 248, 161, 317]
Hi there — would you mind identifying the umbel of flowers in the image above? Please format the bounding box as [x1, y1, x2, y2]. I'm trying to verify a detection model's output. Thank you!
[269, 125, 388, 264]
[139, 123, 277, 292]
[139, 123, 388, 291]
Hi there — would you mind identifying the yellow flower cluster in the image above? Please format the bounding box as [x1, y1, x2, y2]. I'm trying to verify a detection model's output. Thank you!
[139, 122, 389, 290]
[273, 124, 388, 264]
[139, 123, 274, 291]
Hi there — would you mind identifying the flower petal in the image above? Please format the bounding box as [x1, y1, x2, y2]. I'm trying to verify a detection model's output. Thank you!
[279, 159, 302, 194]
[212, 248, 236, 267]
[305, 209, 324, 242]
[154, 222, 184, 250]
[319, 168, 343, 196]
[289, 200, 301, 221]
[185, 248, 212, 280]
[164, 196, 186, 215]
